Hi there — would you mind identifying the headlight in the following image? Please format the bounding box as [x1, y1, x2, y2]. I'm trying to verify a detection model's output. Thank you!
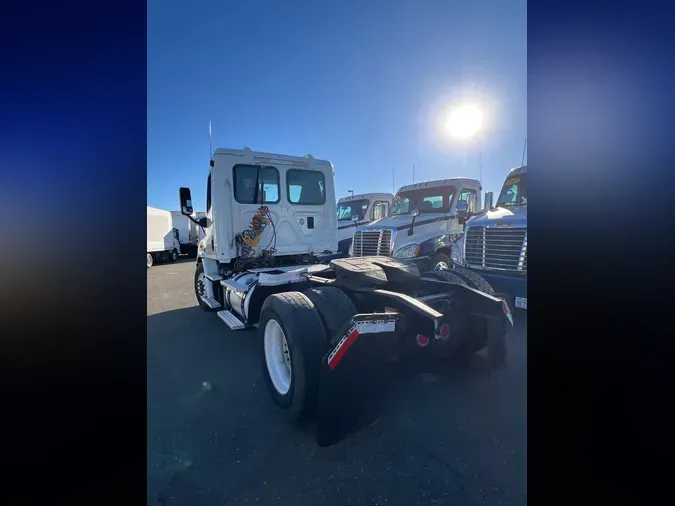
[451, 243, 464, 266]
[394, 244, 420, 259]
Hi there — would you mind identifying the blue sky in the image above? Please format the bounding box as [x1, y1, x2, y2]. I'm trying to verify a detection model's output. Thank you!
[148, 0, 526, 212]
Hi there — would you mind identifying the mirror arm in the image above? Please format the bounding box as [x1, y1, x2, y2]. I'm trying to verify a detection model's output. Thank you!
[408, 217, 417, 236]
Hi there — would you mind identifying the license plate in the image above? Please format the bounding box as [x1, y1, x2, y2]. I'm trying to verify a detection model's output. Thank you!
[515, 297, 527, 309]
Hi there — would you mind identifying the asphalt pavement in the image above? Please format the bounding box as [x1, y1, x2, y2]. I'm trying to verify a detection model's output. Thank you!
[147, 258, 527, 506]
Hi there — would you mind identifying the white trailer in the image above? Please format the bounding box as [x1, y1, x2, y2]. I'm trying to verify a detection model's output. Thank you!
[147, 206, 181, 268]
[170, 211, 200, 257]
[336, 192, 393, 254]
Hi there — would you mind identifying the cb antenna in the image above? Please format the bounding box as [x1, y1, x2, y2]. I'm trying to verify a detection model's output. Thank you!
[521, 137, 527, 166]
[209, 121, 214, 167]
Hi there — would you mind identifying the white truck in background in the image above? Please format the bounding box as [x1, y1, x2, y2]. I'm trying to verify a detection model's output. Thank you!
[147, 206, 181, 268]
[171, 210, 200, 257]
[336, 192, 393, 254]
[349, 178, 483, 272]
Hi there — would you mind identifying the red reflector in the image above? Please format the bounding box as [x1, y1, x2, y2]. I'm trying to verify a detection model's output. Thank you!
[416, 334, 430, 347]
[439, 323, 450, 338]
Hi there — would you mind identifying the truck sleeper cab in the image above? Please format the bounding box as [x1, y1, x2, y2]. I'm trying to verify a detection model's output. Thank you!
[336, 192, 393, 254]
[349, 178, 482, 272]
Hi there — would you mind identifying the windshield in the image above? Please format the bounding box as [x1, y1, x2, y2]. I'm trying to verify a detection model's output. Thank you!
[390, 186, 456, 215]
[496, 174, 527, 208]
[337, 199, 369, 221]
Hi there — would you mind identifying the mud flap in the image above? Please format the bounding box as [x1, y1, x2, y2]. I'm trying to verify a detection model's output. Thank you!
[315, 314, 399, 447]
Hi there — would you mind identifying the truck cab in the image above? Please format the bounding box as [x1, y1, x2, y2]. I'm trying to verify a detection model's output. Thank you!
[349, 178, 482, 272]
[455, 165, 527, 310]
[336, 192, 393, 254]
[187, 147, 338, 279]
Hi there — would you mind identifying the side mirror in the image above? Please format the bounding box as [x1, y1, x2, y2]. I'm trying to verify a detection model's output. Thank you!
[198, 217, 209, 228]
[179, 187, 193, 216]
[408, 209, 420, 236]
[352, 215, 360, 223]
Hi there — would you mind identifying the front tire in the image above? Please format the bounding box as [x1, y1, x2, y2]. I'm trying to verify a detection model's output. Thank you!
[147, 253, 153, 268]
[259, 292, 328, 422]
[194, 262, 220, 312]
[169, 249, 179, 262]
[430, 251, 452, 271]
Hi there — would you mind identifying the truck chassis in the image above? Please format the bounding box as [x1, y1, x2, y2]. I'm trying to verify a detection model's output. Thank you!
[195, 254, 513, 446]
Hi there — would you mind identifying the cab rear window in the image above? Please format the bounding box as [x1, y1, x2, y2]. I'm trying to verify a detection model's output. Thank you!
[233, 164, 280, 204]
[287, 169, 326, 205]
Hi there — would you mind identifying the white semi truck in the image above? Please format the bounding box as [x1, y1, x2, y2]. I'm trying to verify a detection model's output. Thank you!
[147, 206, 181, 268]
[349, 178, 484, 272]
[178, 147, 513, 446]
[336, 192, 393, 254]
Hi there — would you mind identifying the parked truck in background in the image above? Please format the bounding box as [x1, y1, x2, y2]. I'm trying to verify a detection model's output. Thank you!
[171, 210, 200, 257]
[336, 192, 393, 254]
[349, 178, 483, 272]
[453, 166, 527, 310]
[147, 206, 181, 268]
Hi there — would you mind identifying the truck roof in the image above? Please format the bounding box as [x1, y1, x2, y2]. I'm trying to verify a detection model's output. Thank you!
[213, 147, 333, 169]
[397, 177, 481, 193]
[507, 165, 527, 176]
[337, 192, 393, 203]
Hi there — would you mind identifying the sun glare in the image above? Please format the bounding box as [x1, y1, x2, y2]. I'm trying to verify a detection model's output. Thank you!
[445, 104, 484, 140]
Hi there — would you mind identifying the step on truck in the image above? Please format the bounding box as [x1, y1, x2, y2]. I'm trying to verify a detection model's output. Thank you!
[349, 178, 486, 272]
[147, 206, 181, 268]
[336, 192, 393, 254]
[179, 147, 514, 446]
[454, 166, 527, 310]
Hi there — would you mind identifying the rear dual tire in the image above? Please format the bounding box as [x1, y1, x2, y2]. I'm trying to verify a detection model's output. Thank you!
[260, 288, 358, 422]
[260, 292, 329, 422]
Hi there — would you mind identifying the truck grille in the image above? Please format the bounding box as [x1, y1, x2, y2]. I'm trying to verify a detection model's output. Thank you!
[352, 229, 392, 257]
[465, 226, 527, 273]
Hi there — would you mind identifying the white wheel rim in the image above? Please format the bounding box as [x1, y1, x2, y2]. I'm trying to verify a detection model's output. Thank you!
[147, 254, 152, 267]
[264, 319, 292, 395]
[434, 261, 449, 271]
